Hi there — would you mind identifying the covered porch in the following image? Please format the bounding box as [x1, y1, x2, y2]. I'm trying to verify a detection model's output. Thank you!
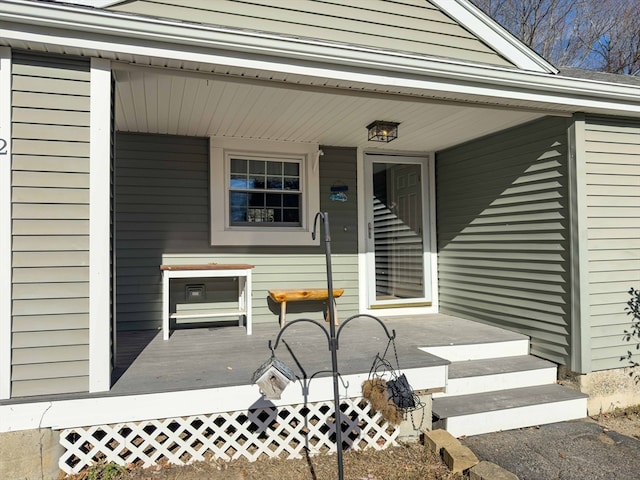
[111, 313, 511, 397]
[8, 313, 585, 476]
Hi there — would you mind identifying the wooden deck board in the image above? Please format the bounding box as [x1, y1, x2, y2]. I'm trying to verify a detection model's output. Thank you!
[108, 314, 517, 396]
[0, 314, 520, 404]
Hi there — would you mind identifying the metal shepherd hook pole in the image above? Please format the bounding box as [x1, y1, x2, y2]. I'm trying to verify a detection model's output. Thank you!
[312, 211, 344, 480]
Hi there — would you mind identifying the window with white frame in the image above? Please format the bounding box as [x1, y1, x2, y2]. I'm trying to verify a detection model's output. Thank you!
[210, 138, 320, 246]
[229, 156, 301, 227]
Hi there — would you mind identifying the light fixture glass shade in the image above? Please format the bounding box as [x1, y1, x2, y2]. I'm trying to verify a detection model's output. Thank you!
[367, 121, 399, 142]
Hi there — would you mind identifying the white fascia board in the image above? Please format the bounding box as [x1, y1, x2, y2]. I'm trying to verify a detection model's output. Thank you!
[1, 1, 640, 117]
[0, 47, 11, 400]
[432, 0, 558, 74]
[48, 0, 124, 7]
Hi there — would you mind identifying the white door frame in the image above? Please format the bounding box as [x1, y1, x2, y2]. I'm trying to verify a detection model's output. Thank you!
[357, 148, 438, 316]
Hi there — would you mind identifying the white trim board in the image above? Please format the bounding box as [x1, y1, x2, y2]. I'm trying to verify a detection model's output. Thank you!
[0, 364, 446, 432]
[49, 0, 123, 6]
[0, 47, 11, 400]
[89, 57, 112, 392]
[432, 0, 557, 74]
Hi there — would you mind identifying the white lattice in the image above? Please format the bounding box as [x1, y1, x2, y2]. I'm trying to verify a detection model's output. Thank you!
[59, 398, 399, 474]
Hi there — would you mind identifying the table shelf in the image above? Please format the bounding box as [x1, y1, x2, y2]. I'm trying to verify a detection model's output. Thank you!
[170, 309, 246, 320]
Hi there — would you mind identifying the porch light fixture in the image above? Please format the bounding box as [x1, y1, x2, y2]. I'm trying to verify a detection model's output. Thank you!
[367, 120, 399, 143]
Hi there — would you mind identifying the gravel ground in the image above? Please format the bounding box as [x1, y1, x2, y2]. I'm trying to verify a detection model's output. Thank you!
[590, 404, 640, 439]
[64, 442, 463, 480]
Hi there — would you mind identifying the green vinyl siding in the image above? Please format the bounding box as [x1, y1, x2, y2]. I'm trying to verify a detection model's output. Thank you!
[436, 116, 572, 366]
[583, 116, 640, 371]
[115, 133, 358, 331]
[108, 0, 513, 68]
[10, 51, 91, 398]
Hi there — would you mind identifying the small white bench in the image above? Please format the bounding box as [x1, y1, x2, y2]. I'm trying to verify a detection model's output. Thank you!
[268, 288, 344, 328]
[161, 263, 254, 340]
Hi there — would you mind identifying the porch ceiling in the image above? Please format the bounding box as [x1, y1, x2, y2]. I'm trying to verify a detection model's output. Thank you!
[113, 64, 547, 152]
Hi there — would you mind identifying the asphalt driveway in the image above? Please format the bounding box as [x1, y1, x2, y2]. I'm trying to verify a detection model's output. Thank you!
[462, 420, 640, 480]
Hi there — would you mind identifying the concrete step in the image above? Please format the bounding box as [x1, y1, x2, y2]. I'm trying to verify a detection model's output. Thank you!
[434, 355, 557, 398]
[420, 337, 529, 362]
[432, 384, 588, 437]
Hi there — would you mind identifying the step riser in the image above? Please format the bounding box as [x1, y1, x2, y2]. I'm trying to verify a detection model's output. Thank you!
[420, 339, 529, 362]
[435, 367, 557, 398]
[436, 398, 587, 437]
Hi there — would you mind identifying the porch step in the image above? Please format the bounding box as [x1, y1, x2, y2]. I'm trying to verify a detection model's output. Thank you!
[420, 337, 529, 362]
[432, 384, 588, 437]
[434, 355, 557, 398]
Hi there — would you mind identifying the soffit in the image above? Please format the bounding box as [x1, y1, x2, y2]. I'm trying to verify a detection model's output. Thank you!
[113, 64, 545, 151]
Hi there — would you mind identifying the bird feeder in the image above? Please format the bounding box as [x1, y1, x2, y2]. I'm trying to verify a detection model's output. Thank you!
[251, 354, 296, 400]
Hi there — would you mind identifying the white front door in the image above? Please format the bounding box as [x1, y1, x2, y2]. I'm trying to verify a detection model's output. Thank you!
[364, 153, 432, 307]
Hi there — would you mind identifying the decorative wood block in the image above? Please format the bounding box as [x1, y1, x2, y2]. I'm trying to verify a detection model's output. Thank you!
[422, 428, 460, 455]
[442, 443, 479, 474]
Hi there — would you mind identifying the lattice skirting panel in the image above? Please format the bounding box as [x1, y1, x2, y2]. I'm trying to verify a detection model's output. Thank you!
[59, 398, 399, 474]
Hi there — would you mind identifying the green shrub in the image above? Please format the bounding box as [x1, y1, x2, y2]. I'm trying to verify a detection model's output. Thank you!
[84, 462, 126, 480]
[622, 287, 640, 381]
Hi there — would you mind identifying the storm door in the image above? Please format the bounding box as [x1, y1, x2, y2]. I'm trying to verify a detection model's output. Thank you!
[364, 154, 432, 307]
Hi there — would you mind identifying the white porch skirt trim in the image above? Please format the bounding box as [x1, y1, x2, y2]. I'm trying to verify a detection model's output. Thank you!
[59, 397, 399, 474]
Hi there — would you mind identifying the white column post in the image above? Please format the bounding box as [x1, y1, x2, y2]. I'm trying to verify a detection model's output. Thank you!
[0, 47, 12, 399]
[89, 58, 112, 392]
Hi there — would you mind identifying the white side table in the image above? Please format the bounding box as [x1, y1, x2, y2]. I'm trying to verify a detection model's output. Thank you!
[160, 264, 254, 340]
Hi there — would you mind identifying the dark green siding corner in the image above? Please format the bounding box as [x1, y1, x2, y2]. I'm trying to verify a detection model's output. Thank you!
[436, 116, 573, 366]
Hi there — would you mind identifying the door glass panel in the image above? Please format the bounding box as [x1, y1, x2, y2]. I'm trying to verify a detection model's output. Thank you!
[372, 162, 424, 301]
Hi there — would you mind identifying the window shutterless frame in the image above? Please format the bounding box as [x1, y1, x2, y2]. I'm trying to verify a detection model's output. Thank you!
[228, 155, 302, 227]
[209, 138, 320, 246]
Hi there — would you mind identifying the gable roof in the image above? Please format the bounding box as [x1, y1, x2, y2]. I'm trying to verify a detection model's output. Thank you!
[559, 67, 640, 87]
[2, 0, 640, 122]
[48, 0, 556, 74]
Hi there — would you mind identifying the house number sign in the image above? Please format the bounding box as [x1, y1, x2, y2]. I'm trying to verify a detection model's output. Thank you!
[0, 138, 6, 155]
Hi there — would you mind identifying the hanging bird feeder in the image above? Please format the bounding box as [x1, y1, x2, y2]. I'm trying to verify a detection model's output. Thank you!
[251, 353, 296, 400]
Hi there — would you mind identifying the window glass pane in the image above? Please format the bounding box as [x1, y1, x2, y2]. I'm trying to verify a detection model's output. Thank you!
[283, 209, 300, 223]
[230, 174, 248, 189]
[230, 159, 247, 174]
[266, 193, 281, 207]
[248, 208, 274, 223]
[284, 177, 299, 190]
[249, 160, 265, 174]
[230, 192, 247, 207]
[230, 206, 246, 222]
[228, 157, 302, 227]
[284, 162, 299, 176]
[267, 176, 282, 189]
[230, 192, 247, 223]
[248, 192, 264, 207]
[248, 175, 265, 189]
[282, 193, 299, 208]
[267, 161, 282, 175]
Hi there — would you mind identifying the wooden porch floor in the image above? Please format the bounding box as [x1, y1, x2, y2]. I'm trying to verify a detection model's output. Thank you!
[110, 313, 526, 397]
